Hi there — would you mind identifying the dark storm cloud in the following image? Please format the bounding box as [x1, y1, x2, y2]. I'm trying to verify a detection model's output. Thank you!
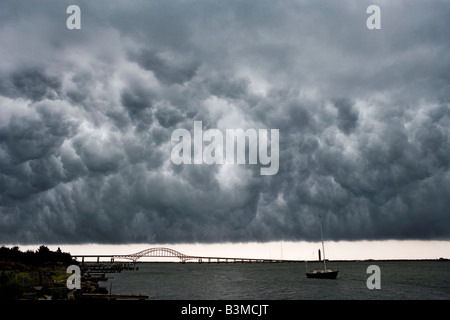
[0, 102, 76, 165]
[333, 99, 358, 135]
[120, 83, 155, 129]
[202, 75, 250, 100]
[130, 49, 200, 86]
[0, 0, 449, 244]
[0, 68, 61, 102]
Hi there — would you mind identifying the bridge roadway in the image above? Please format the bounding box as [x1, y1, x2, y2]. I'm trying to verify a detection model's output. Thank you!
[72, 247, 303, 264]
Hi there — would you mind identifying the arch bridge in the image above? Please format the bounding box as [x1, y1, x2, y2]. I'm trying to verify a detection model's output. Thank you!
[115, 247, 194, 263]
[73, 247, 302, 263]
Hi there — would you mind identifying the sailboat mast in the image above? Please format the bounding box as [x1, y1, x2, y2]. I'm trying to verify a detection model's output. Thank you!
[320, 215, 327, 270]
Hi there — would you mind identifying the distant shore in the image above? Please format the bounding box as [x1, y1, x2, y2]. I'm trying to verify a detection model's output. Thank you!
[79, 258, 449, 263]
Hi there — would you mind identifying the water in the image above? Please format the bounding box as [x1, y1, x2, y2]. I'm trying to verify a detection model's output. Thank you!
[101, 260, 450, 300]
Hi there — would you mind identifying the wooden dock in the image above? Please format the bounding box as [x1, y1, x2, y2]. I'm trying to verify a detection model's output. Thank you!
[81, 263, 138, 274]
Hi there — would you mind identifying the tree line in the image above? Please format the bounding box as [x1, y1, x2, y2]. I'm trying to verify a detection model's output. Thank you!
[0, 245, 75, 266]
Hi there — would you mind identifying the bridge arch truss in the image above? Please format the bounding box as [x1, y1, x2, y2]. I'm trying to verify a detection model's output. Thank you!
[114, 247, 194, 263]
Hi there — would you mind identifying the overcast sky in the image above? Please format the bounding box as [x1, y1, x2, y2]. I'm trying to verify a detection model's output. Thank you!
[0, 0, 449, 245]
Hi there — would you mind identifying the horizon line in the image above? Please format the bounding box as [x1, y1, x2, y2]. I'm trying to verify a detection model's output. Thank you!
[3, 239, 450, 261]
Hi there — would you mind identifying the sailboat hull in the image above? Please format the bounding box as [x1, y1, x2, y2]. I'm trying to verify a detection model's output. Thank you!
[306, 270, 338, 279]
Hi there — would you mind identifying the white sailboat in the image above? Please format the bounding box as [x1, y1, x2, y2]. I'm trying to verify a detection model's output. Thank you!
[306, 216, 338, 279]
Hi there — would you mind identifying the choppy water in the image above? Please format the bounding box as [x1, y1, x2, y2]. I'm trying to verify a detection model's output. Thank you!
[101, 260, 450, 300]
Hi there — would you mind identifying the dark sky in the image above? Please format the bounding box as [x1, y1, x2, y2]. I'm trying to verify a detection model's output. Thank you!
[0, 0, 449, 244]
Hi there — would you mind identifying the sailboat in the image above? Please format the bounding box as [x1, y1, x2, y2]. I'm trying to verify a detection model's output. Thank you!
[306, 216, 338, 279]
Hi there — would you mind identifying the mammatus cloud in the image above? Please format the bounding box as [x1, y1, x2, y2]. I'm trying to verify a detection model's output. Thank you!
[0, 0, 449, 244]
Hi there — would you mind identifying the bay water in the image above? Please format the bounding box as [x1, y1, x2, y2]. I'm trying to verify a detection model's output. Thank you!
[100, 260, 450, 300]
